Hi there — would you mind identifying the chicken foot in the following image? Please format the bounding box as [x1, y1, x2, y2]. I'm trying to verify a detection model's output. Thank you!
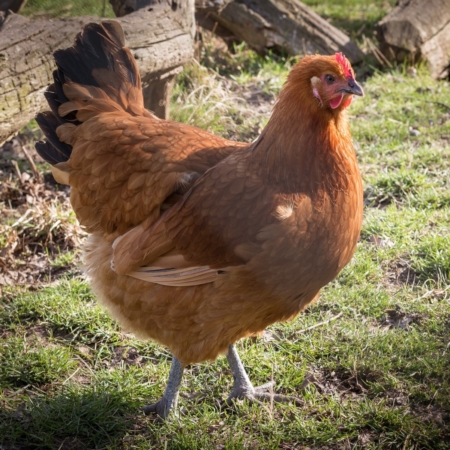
[143, 355, 184, 419]
[143, 345, 301, 419]
[226, 344, 302, 406]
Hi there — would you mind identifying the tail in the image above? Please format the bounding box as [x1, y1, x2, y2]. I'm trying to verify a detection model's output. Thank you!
[35, 21, 144, 166]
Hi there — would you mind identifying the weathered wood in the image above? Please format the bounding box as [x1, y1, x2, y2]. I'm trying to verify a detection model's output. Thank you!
[110, 0, 192, 17]
[0, 0, 195, 144]
[199, 0, 363, 64]
[110, 0, 233, 16]
[142, 74, 176, 120]
[109, 0, 137, 17]
[195, 0, 234, 12]
[376, 0, 450, 79]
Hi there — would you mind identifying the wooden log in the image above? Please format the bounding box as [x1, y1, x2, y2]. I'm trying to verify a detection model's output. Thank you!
[108, 0, 233, 18]
[198, 0, 363, 64]
[111, 0, 233, 16]
[376, 0, 450, 79]
[195, 0, 234, 12]
[0, 0, 195, 144]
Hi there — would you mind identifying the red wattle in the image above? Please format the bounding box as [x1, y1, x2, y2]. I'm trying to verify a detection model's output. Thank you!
[342, 96, 353, 108]
[330, 94, 344, 109]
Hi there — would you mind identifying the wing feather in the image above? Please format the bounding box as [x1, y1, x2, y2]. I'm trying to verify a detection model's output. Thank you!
[127, 266, 226, 287]
[112, 147, 284, 276]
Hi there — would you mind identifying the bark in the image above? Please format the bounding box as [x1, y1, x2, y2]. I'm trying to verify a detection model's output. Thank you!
[376, 0, 450, 79]
[195, 0, 234, 12]
[110, 0, 234, 15]
[197, 0, 363, 64]
[0, 0, 195, 144]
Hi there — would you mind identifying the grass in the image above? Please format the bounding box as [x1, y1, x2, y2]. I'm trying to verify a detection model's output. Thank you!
[21, 0, 115, 18]
[1, 1, 450, 449]
[302, 0, 397, 42]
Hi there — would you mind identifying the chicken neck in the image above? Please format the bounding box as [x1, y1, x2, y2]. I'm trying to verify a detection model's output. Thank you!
[249, 85, 356, 199]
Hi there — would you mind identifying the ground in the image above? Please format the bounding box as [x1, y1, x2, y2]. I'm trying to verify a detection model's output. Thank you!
[1, 1, 449, 449]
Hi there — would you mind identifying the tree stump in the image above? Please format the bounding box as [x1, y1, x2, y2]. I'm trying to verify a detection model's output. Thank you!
[376, 0, 450, 79]
[197, 0, 363, 64]
[0, 0, 195, 145]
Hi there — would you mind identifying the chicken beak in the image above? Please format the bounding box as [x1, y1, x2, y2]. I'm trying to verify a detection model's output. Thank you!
[339, 78, 364, 97]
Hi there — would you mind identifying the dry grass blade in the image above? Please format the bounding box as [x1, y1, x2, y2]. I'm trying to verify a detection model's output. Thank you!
[294, 312, 343, 335]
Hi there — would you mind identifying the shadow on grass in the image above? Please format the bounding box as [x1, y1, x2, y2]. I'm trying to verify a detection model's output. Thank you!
[0, 388, 147, 449]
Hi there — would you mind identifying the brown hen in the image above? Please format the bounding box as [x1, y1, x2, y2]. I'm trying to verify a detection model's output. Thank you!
[36, 21, 364, 418]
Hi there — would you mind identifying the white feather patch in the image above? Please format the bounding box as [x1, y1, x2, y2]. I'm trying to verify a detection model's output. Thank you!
[274, 204, 294, 220]
[126, 265, 225, 286]
[310, 76, 321, 87]
[310, 76, 322, 105]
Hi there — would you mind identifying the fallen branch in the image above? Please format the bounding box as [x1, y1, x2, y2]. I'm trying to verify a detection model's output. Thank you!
[21, 145, 42, 183]
[427, 101, 450, 111]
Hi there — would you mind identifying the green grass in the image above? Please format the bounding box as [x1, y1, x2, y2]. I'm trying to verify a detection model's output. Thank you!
[2, 1, 450, 448]
[302, 0, 397, 41]
[21, 0, 115, 18]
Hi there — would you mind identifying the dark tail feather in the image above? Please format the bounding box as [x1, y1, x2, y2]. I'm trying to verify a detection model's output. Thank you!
[35, 112, 72, 164]
[44, 89, 62, 123]
[53, 68, 69, 106]
[36, 21, 140, 166]
[53, 21, 139, 92]
[35, 141, 66, 166]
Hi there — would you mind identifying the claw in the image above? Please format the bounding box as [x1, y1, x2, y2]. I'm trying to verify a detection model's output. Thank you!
[227, 382, 303, 407]
[226, 344, 303, 408]
[143, 397, 173, 419]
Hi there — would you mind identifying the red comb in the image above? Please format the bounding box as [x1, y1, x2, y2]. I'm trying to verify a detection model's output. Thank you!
[335, 52, 353, 78]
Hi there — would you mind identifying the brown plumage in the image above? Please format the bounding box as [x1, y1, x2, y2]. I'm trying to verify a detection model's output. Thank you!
[36, 21, 364, 417]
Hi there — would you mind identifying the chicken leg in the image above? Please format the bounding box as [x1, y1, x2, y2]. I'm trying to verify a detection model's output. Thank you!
[143, 355, 184, 418]
[226, 344, 302, 406]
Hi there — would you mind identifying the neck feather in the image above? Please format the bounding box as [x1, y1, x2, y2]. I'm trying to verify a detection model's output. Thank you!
[249, 83, 357, 201]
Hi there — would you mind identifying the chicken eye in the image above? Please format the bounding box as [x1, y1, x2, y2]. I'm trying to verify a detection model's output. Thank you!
[325, 74, 335, 84]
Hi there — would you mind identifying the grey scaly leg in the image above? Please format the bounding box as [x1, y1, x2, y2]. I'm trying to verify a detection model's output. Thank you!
[226, 344, 302, 406]
[143, 355, 184, 418]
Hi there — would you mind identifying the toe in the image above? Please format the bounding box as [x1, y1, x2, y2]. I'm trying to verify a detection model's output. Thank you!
[253, 381, 275, 392]
[253, 391, 303, 406]
[143, 398, 171, 418]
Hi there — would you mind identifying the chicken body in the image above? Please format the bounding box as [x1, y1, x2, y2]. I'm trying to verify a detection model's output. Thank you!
[36, 21, 364, 417]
